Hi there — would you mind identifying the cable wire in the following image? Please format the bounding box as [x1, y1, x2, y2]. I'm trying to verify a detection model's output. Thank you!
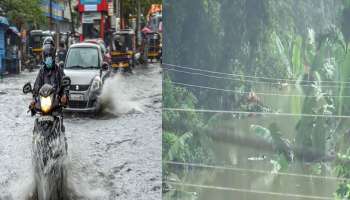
[163, 107, 350, 119]
[164, 67, 350, 89]
[163, 63, 350, 85]
[170, 81, 350, 98]
[165, 161, 349, 181]
[165, 181, 333, 200]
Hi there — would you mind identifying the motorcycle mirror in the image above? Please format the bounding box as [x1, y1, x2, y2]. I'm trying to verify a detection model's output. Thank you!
[62, 76, 71, 87]
[23, 82, 32, 94]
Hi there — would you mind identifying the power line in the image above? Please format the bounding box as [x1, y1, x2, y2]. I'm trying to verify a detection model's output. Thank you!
[165, 161, 349, 181]
[170, 81, 350, 98]
[163, 63, 350, 85]
[164, 67, 350, 89]
[165, 181, 333, 200]
[163, 107, 350, 119]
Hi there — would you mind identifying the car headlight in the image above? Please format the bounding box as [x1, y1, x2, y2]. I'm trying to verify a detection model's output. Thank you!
[40, 95, 52, 113]
[91, 76, 101, 91]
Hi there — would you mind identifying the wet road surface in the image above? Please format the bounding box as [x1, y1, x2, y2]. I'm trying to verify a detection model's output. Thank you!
[0, 64, 162, 200]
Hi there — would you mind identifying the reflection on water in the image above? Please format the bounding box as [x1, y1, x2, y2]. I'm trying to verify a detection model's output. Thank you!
[166, 147, 337, 199]
[165, 85, 340, 200]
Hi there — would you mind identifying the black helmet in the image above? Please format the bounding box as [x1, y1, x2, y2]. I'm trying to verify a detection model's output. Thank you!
[42, 37, 55, 69]
[42, 37, 56, 58]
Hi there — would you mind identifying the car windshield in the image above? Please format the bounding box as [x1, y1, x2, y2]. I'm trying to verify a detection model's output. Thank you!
[65, 47, 99, 69]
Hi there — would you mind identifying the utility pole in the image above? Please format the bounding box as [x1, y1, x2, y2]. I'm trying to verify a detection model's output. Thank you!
[49, 0, 53, 31]
[136, 0, 141, 46]
[68, 0, 75, 34]
[119, 0, 123, 29]
[113, 0, 117, 29]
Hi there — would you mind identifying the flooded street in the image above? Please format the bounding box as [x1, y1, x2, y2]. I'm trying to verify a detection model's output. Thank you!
[0, 64, 162, 200]
[164, 84, 341, 200]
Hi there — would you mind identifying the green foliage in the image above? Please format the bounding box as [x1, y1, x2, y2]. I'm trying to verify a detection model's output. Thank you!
[164, 0, 350, 198]
[163, 74, 201, 133]
[338, 52, 350, 115]
[0, 0, 46, 28]
[250, 123, 293, 164]
[334, 150, 350, 199]
[163, 74, 214, 172]
[250, 124, 273, 144]
[164, 131, 193, 162]
[342, 7, 350, 48]
[295, 80, 336, 161]
[291, 35, 303, 78]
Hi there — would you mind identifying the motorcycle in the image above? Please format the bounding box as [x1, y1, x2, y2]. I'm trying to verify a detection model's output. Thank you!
[23, 77, 70, 200]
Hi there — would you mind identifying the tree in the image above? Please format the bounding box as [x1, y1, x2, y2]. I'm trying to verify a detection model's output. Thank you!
[0, 0, 46, 30]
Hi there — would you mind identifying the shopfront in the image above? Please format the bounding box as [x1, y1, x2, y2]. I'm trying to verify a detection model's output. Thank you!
[0, 17, 9, 75]
[78, 0, 110, 41]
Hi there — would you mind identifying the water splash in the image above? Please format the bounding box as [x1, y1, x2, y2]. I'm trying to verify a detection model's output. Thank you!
[31, 124, 67, 200]
[100, 73, 144, 115]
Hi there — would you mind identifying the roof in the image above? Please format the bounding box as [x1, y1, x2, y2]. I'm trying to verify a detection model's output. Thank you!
[84, 38, 105, 44]
[0, 16, 9, 27]
[30, 30, 43, 35]
[69, 42, 100, 49]
[8, 26, 20, 37]
[42, 30, 55, 36]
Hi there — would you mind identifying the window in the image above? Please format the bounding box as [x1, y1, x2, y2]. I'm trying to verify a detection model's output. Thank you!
[65, 47, 99, 69]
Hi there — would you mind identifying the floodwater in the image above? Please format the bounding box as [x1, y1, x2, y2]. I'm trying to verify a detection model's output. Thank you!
[164, 84, 341, 200]
[0, 64, 162, 200]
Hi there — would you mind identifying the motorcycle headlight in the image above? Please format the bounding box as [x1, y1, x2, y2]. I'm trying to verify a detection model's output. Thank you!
[91, 76, 101, 91]
[40, 95, 52, 113]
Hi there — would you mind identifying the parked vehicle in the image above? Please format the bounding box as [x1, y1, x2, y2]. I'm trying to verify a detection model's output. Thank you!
[4, 26, 21, 74]
[85, 38, 111, 65]
[63, 42, 109, 113]
[142, 4, 162, 62]
[28, 30, 55, 66]
[22, 76, 71, 200]
[145, 32, 161, 62]
[110, 29, 136, 72]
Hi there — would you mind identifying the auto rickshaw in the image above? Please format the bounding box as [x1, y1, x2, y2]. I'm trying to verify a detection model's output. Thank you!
[110, 29, 136, 72]
[145, 32, 161, 62]
[28, 30, 54, 66]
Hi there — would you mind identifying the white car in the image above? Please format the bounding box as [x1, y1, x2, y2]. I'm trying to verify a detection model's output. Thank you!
[63, 42, 109, 113]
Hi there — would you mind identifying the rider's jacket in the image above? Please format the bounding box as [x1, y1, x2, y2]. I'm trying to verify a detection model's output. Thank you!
[33, 62, 66, 98]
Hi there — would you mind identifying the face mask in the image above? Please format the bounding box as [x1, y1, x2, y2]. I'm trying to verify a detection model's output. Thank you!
[45, 57, 53, 69]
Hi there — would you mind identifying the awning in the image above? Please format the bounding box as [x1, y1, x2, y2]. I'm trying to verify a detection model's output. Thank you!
[0, 16, 9, 27]
[8, 26, 20, 37]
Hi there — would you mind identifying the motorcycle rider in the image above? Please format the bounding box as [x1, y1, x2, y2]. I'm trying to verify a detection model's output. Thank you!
[31, 37, 68, 116]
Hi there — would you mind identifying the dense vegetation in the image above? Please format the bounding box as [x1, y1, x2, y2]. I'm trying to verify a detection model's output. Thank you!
[0, 0, 46, 30]
[163, 0, 350, 199]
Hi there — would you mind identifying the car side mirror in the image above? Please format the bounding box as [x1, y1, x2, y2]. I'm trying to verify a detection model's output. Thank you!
[62, 76, 71, 87]
[102, 62, 109, 71]
[23, 82, 32, 94]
